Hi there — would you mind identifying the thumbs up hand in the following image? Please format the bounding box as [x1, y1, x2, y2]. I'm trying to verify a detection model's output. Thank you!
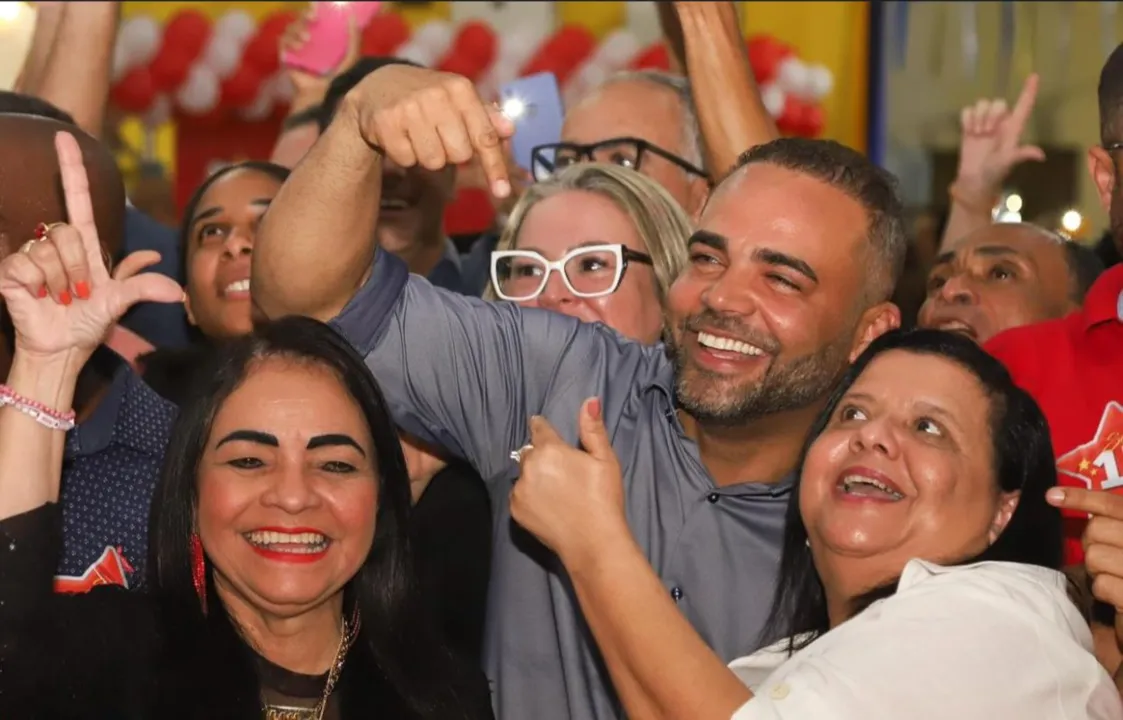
[509, 398, 629, 566]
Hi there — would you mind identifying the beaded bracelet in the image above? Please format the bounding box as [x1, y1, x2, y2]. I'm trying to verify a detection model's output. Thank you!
[0, 384, 76, 431]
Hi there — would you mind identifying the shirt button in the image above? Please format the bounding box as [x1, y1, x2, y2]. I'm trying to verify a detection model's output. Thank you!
[769, 683, 790, 700]
[670, 586, 684, 601]
[706, 493, 720, 503]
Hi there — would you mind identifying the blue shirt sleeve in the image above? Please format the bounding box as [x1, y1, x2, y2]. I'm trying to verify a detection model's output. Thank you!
[117, 207, 192, 349]
[331, 250, 660, 482]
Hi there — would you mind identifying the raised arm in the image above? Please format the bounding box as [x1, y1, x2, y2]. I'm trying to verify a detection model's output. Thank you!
[0, 132, 181, 521]
[269, 9, 361, 169]
[660, 1, 778, 180]
[0, 133, 181, 715]
[21, 2, 120, 138]
[939, 74, 1043, 252]
[252, 65, 513, 322]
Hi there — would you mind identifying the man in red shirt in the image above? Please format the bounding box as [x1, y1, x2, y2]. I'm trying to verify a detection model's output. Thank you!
[984, 262, 1123, 565]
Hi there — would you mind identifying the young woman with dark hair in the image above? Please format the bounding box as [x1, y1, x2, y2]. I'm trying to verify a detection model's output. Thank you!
[0, 133, 491, 718]
[510, 329, 1121, 719]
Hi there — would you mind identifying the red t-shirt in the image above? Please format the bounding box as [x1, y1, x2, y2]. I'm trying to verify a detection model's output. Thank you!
[984, 262, 1123, 565]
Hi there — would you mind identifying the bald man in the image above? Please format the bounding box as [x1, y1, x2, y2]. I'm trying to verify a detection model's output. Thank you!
[918, 222, 1103, 344]
[0, 91, 188, 349]
[0, 113, 177, 590]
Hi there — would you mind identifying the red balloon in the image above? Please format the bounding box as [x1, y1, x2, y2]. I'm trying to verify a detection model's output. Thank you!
[776, 97, 824, 137]
[220, 66, 262, 108]
[149, 47, 194, 93]
[162, 10, 212, 60]
[453, 20, 497, 69]
[244, 11, 296, 76]
[520, 25, 596, 80]
[111, 68, 157, 114]
[177, 106, 228, 129]
[798, 104, 825, 137]
[362, 12, 410, 56]
[747, 35, 794, 84]
[628, 44, 670, 72]
[775, 96, 802, 135]
[437, 52, 485, 81]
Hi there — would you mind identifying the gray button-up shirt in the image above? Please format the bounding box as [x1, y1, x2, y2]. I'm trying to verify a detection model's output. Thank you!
[333, 252, 792, 720]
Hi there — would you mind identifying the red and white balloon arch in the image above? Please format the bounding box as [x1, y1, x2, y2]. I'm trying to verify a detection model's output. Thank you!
[110, 9, 833, 137]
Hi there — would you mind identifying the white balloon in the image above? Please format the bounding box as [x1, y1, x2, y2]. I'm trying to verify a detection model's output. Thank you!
[119, 16, 162, 68]
[396, 41, 438, 68]
[806, 64, 834, 100]
[498, 26, 542, 67]
[111, 40, 132, 82]
[241, 84, 275, 122]
[412, 20, 454, 58]
[215, 10, 256, 46]
[145, 94, 172, 126]
[760, 83, 786, 118]
[776, 57, 810, 97]
[202, 34, 243, 80]
[594, 29, 640, 70]
[176, 65, 220, 114]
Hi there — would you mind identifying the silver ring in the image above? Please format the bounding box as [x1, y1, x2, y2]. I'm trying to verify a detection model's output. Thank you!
[510, 444, 534, 463]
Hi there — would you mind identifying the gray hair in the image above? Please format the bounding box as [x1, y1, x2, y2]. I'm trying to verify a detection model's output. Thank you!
[598, 70, 705, 173]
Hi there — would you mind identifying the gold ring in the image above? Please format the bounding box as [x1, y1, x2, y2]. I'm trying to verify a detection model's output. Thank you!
[19, 239, 41, 254]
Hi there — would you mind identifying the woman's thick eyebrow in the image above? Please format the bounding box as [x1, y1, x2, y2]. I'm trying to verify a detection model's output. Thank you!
[215, 429, 277, 448]
[307, 433, 366, 457]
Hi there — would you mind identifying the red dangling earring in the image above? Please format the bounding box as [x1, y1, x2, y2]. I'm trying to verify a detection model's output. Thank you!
[190, 533, 207, 613]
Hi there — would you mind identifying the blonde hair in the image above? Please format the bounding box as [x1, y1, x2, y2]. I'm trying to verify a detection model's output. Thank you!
[485, 163, 693, 306]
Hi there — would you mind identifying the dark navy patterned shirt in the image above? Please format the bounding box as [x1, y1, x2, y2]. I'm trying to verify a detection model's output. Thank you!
[57, 364, 175, 588]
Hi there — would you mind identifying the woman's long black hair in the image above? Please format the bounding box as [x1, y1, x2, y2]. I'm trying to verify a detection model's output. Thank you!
[141, 161, 292, 405]
[757, 328, 1063, 655]
[146, 316, 490, 718]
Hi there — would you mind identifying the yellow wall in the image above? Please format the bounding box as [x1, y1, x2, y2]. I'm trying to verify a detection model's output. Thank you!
[740, 2, 869, 152]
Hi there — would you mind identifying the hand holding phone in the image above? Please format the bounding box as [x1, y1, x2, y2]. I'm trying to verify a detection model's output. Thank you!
[498, 73, 565, 177]
[281, 2, 382, 78]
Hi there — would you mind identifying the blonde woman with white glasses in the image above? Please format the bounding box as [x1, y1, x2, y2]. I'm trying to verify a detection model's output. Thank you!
[487, 163, 692, 344]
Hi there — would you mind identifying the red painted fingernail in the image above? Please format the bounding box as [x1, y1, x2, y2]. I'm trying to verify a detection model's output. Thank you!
[75, 281, 90, 299]
[36, 286, 47, 298]
[59, 290, 72, 306]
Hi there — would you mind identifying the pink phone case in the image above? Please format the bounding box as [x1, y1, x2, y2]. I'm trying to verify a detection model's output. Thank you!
[281, 2, 382, 77]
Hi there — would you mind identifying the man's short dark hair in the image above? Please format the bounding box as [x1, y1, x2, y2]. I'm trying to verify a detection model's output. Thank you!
[316, 56, 423, 132]
[731, 138, 907, 304]
[0, 91, 75, 126]
[1063, 240, 1105, 304]
[1099, 43, 1123, 144]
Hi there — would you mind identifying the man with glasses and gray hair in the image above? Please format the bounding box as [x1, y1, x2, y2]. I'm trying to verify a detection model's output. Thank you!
[545, 70, 711, 216]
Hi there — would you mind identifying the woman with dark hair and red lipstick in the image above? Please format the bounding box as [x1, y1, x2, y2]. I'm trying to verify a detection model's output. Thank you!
[0, 134, 491, 719]
[510, 329, 1122, 719]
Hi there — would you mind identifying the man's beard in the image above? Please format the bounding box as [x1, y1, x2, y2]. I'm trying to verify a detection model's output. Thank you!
[671, 315, 853, 427]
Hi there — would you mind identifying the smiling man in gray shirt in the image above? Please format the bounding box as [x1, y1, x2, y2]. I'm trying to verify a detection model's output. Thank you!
[252, 66, 906, 720]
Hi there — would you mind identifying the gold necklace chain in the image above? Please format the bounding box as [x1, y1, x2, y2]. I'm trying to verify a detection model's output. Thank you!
[262, 607, 362, 720]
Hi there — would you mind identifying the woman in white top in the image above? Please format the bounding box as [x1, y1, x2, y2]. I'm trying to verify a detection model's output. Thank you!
[510, 328, 1123, 719]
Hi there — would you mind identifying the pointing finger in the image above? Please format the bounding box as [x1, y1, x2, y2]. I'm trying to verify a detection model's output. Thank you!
[54, 132, 107, 284]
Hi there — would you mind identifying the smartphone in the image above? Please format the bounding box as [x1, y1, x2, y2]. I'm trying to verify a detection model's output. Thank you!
[281, 2, 382, 77]
[499, 73, 565, 176]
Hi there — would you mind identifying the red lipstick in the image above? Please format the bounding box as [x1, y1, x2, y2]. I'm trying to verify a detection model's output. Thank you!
[244, 527, 331, 564]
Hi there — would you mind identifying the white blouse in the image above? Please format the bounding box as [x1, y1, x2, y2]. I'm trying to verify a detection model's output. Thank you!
[728, 560, 1123, 720]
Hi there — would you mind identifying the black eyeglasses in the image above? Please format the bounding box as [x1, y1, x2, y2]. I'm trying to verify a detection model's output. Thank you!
[1104, 143, 1123, 152]
[530, 137, 708, 183]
